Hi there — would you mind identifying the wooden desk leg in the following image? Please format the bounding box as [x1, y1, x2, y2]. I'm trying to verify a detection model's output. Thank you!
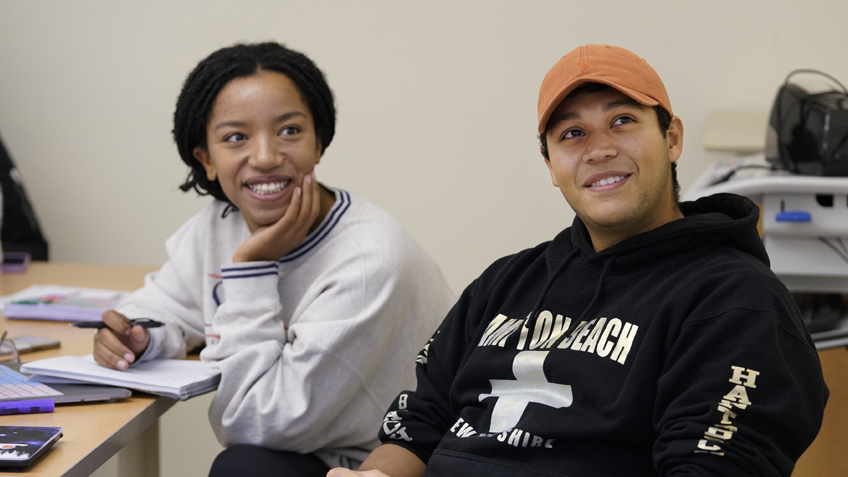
[117, 420, 160, 477]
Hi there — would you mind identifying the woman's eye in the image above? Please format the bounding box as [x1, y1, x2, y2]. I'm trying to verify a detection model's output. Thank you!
[224, 133, 245, 143]
[563, 129, 585, 139]
[613, 116, 634, 126]
[280, 126, 301, 136]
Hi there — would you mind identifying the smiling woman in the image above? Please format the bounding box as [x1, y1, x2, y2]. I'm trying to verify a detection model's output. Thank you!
[195, 72, 326, 232]
[193, 71, 335, 261]
[88, 42, 456, 477]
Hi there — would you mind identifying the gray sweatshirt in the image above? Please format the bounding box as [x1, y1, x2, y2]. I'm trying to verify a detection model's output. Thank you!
[117, 188, 456, 468]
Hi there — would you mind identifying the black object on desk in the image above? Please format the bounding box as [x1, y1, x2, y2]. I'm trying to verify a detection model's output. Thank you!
[0, 426, 63, 468]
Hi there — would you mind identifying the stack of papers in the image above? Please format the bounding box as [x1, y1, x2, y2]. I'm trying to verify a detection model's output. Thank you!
[21, 355, 221, 401]
[0, 285, 129, 322]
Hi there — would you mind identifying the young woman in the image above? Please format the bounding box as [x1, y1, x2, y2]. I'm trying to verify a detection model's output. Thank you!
[92, 42, 455, 477]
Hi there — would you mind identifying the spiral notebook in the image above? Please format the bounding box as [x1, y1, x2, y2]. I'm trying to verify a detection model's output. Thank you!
[20, 355, 220, 401]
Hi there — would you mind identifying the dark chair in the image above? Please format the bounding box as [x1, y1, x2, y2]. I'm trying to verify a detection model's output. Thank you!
[0, 133, 49, 260]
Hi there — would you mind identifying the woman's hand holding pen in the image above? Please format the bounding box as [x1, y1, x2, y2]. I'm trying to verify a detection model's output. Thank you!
[232, 171, 321, 263]
[92, 310, 151, 371]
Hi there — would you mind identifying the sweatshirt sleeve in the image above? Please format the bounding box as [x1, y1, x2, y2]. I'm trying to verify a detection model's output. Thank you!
[654, 276, 828, 476]
[376, 280, 480, 464]
[114, 206, 216, 362]
[199, 240, 450, 454]
[115, 258, 206, 361]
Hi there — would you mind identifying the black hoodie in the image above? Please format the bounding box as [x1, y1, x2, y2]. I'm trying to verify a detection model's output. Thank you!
[378, 194, 828, 477]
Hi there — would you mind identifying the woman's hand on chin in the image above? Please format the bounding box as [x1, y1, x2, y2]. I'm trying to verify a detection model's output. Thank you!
[233, 171, 320, 263]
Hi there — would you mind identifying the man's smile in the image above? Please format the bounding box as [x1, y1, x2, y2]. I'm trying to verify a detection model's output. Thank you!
[584, 173, 631, 190]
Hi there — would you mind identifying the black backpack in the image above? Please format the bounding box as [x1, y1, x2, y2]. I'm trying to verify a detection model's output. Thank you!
[0, 133, 49, 260]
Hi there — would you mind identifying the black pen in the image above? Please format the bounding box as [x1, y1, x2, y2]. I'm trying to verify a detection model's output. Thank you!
[70, 318, 164, 329]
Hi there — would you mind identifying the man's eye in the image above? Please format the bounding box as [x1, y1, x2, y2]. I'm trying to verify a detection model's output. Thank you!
[224, 133, 245, 143]
[563, 129, 585, 139]
[613, 116, 634, 126]
[280, 126, 301, 136]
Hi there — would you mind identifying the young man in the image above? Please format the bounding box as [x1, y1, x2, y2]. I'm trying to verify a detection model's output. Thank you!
[328, 44, 828, 477]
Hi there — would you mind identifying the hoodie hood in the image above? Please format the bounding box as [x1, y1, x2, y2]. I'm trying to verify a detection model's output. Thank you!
[527, 193, 768, 329]
[548, 193, 768, 271]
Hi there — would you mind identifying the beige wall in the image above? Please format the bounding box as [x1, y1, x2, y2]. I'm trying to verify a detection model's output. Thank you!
[2, 0, 847, 292]
[3, 1, 848, 475]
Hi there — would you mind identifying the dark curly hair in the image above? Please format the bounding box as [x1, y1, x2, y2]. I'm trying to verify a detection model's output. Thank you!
[174, 42, 336, 203]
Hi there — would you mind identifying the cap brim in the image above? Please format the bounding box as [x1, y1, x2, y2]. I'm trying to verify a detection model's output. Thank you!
[538, 78, 660, 135]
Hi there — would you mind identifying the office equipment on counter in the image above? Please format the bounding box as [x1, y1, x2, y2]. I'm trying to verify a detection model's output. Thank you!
[71, 318, 163, 329]
[0, 398, 53, 415]
[0, 426, 63, 468]
[21, 355, 221, 401]
[0, 284, 129, 322]
[685, 154, 848, 349]
[765, 70, 848, 177]
[0, 363, 131, 404]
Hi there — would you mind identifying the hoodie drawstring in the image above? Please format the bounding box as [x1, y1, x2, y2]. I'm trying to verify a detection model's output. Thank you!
[575, 255, 615, 324]
[523, 251, 616, 345]
[526, 248, 580, 323]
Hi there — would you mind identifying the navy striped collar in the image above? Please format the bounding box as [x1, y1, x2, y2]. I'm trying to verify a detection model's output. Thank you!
[280, 188, 352, 263]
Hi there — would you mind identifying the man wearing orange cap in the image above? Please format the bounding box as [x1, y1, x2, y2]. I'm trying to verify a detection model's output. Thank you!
[328, 45, 827, 477]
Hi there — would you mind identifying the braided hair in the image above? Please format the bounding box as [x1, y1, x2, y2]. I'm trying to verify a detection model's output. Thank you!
[174, 42, 336, 203]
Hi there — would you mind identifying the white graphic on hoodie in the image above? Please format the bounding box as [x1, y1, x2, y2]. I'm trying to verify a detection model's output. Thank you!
[479, 351, 573, 433]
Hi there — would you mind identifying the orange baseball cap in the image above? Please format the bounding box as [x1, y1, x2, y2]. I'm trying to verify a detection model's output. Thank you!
[537, 44, 673, 134]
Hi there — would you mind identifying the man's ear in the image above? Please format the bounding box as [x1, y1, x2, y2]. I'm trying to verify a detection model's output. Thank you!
[542, 153, 559, 187]
[667, 116, 684, 164]
[193, 147, 217, 181]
